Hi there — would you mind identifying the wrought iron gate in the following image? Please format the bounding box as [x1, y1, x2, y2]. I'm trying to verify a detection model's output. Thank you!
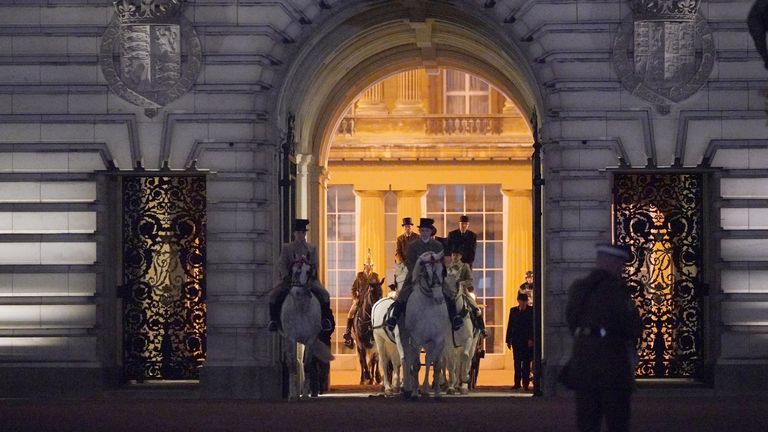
[613, 173, 703, 378]
[122, 175, 207, 380]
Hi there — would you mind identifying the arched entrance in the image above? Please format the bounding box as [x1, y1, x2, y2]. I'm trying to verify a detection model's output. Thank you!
[274, 2, 546, 394]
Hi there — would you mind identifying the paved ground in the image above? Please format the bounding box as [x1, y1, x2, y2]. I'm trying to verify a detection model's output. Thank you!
[1, 392, 766, 432]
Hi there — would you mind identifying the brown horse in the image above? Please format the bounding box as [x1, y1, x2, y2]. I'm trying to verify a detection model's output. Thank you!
[351, 277, 385, 385]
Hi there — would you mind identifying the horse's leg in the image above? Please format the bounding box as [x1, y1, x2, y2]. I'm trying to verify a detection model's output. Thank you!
[357, 345, 369, 385]
[286, 341, 299, 401]
[371, 351, 382, 384]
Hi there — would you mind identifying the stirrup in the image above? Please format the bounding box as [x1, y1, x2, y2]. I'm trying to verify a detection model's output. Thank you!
[268, 320, 279, 332]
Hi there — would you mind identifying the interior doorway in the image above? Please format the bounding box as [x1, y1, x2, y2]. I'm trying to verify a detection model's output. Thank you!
[322, 68, 534, 388]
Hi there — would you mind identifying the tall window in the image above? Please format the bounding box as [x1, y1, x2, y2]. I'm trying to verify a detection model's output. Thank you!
[326, 185, 357, 354]
[443, 69, 491, 115]
[384, 191, 398, 286]
[426, 184, 504, 354]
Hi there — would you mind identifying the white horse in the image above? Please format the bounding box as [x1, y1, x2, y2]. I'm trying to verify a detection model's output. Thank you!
[442, 280, 480, 395]
[372, 295, 403, 396]
[280, 256, 334, 400]
[400, 251, 452, 400]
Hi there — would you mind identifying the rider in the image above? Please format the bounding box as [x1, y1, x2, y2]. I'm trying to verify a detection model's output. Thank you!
[385, 218, 464, 332]
[343, 251, 382, 348]
[268, 219, 334, 332]
[447, 249, 487, 336]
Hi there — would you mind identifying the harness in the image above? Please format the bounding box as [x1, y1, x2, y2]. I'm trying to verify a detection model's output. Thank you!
[372, 299, 398, 344]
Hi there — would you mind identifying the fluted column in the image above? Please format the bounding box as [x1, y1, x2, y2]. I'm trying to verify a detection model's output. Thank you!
[356, 190, 387, 278]
[396, 190, 426, 232]
[503, 189, 533, 305]
[392, 70, 424, 115]
[355, 82, 388, 116]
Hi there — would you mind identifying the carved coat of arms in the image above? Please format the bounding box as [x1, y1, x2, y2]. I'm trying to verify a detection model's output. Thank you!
[613, 0, 714, 114]
[100, 1, 202, 117]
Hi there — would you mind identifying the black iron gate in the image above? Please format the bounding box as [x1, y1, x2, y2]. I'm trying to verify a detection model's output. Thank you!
[613, 173, 703, 378]
[122, 175, 207, 380]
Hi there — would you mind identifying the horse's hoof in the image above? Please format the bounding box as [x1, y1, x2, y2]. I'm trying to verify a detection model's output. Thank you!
[446, 388, 455, 395]
[460, 387, 469, 395]
[402, 391, 412, 400]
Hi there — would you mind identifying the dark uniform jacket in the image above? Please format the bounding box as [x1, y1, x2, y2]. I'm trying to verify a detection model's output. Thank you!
[506, 305, 534, 350]
[351, 271, 381, 302]
[565, 269, 642, 391]
[447, 229, 477, 266]
[395, 232, 419, 264]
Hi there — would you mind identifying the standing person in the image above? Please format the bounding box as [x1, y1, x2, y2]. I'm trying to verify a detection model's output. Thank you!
[267, 219, 333, 332]
[519, 270, 534, 305]
[506, 293, 534, 390]
[385, 218, 463, 331]
[447, 215, 478, 268]
[395, 217, 419, 264]
[565, 244, 642, 432]
[343, 253, 381, 348]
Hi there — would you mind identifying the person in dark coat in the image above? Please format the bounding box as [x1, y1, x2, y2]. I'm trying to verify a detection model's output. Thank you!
[565, 244, 642, 432]
[385, 218, 463, 331]
[395, 217, 418, 264]
[446, 215, 478, 267]
[748, 0, 768, 70]
[506, 292, 534, 390]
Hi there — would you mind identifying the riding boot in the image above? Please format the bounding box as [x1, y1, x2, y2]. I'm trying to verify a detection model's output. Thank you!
[343, 318, 355, 349]
[321, 301, 334, 332]
[445, 295, 463, 331]
[268, 302, 281, 332]
[475, 310, 487, 336]
[385, 300, 405, 331]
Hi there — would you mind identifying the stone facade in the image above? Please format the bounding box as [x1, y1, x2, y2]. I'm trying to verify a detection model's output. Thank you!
[0, 0, 766, 398]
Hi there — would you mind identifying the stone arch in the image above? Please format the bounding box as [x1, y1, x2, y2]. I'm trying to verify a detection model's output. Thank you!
[272, 1, 545, 223]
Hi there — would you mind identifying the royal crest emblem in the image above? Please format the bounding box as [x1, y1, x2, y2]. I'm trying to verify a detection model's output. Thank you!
[613, 0, 714, 114]
[100, 0, 202, 118]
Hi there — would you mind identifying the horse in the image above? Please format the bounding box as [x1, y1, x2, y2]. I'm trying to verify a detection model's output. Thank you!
[280, 256, 334, 400]
[351, 277, 385, 385]
[400, 251, 453, 400]
[442, 280, 480, 395]
[372, 293, 404, 396]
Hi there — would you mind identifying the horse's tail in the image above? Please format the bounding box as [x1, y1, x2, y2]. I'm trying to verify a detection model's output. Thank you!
[309, 339, 335, 363]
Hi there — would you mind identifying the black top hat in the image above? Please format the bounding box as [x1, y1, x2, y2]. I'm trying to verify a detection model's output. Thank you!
[459, 215, 470, 223]
[293, 219, 310, 232]
[401, 217, 414, 226]
[418, 218, 434, 229]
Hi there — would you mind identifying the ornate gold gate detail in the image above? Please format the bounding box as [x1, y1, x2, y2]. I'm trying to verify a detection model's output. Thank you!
[614, 173, 703, 378]
[122, 176, 206, 380]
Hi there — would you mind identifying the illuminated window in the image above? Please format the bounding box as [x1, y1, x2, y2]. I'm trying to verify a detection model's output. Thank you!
[443, 69, 491, 115]
[384, 191, 398, 284]
[326, 185, 357, 354]
[427, 184, 504, 354]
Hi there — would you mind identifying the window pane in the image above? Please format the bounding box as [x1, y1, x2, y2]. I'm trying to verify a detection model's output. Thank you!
[469, 95, 489, 114]
[473, 270, 484, 293]
[327, 243, 337, 269]
[446, 185, 464, 213]
[337, 214, 355, 241]
[327, 215, 337, 240]
[489, 326, 503, 354]
[338, 271, 356, 295]
[485, 242, 503, 269]
[465, 185, 483, 212]
[485, 185, 503, 212]
[471, 215, 484, 240]
[485, 297, 498, 326]
[485, 213, 503, 240]
[327, 188, 337, 213]
[474, 242, 485, 268]
[426, 185, 445, 212]
[338, 243, 356, 269]
[445, 69, 466, 91]
[445, 96, 465, 114]
[469, 75, 489, 91]
[336, 185, 355, 212]
[485, 270, 503, 296]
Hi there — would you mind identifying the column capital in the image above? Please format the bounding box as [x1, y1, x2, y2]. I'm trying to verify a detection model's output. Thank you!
[354, 189, 388, 199]
[502, 188, 531, 198]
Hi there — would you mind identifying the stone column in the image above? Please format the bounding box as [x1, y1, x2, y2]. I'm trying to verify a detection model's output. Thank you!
[355, 190, 387, 277]
[295, 153, 313, 219]
[355, 82, 388, 116]
[396, 190, 426, 231]
[392, 70, 424, 115]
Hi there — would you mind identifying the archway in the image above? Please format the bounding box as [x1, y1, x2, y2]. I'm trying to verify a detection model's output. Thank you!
[274, 1, 546, 393]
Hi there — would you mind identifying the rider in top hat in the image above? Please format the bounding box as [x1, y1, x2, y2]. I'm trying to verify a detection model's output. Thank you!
[395, 217, 419, 264]
[386, 218, 464, 332]
[268, 219, 333, 332]
[447, 249, 487, 335]
[447, 215, 478, 268]
[343, 250, 382, 348]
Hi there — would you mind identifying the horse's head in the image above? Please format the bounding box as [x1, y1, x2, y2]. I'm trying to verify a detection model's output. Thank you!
[413, 251, 445, 303]
[289, 255, 314, 293]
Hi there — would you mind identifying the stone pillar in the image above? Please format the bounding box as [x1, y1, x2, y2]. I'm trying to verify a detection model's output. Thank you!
[295, 153, 313, 219]
[393, 70, 424, 115]
[355, 82, 388, 116]
[356, 190, 387, 277]
[502, 188, 533, 310]
[396, 190, 426, 231]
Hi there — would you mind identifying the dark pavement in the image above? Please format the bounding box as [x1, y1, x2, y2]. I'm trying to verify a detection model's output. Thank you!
[1, 394, 766, 432]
